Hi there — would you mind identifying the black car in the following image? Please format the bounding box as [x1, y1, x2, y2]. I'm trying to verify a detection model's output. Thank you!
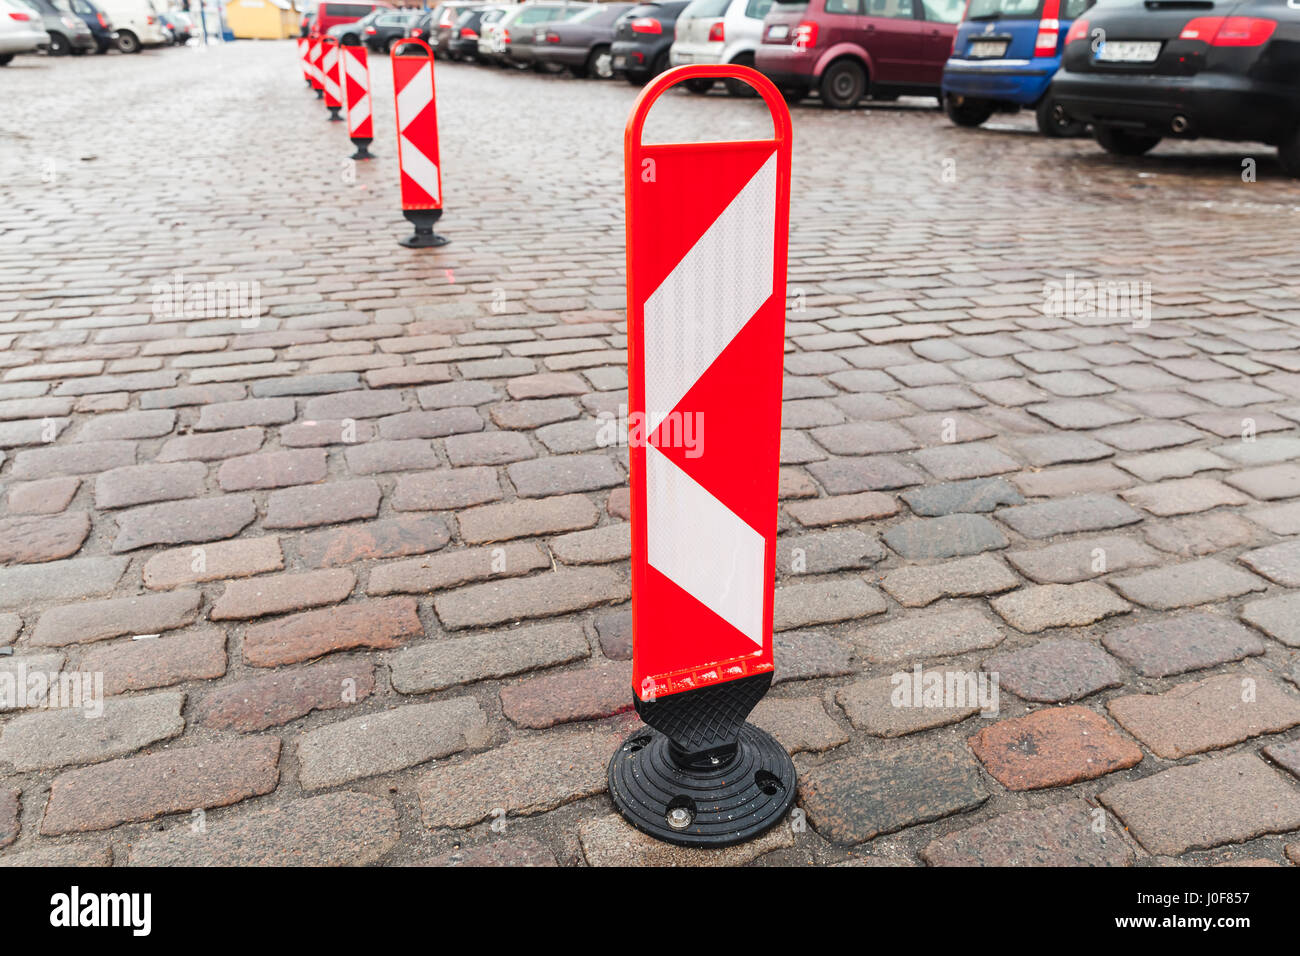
[611, 0, 690, 84]
[533, 1, 634, 77]
[364, 8, 420, 51]
[445, 6, 490, 60]
[430, 1, 484, 57]
[1051, 0, 1300, 175]
[67, 0, 112, 52]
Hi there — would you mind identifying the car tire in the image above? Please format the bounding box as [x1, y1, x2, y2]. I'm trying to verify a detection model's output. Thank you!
[1095, 125, 1161, 156]
[684, 77, 713, 94]
[1278, 127, 1300, 178]
[724, 54, 756, 97]
[820, 59, 865, 110]
[116, 30, 141, 53]
[47, 32, 70, 56]
[650, 50, 669, 78]
[1036, 96, 1085, 138]
[0, 53, 12, 66]
[585, 45, 612, 79]
[943, 93, 993, 128]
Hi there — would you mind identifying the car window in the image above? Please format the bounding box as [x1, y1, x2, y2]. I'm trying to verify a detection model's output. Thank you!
[919, 0, 962, 20]
[744, 0, 773, 16]
[860, 0, 914, 17]
[1061, 0, 1092, 16]
[825, 0, 860, 12]
[684, 0, 730, 15]
[966, 0, 1040, 16]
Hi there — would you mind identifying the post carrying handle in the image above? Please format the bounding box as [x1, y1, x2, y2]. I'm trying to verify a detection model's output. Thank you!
[390, 36, 433, 58]
[625, 64, 793, 156]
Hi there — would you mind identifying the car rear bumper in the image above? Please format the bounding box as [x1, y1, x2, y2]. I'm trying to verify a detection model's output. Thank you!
[0, 30, 47, 53]
[670, 40, 724, 66]
[942, 58, 1056, 105]
[754, 44, 817, 88]
[611, 40, 659, 75]
[1050, 70, 1300, 144]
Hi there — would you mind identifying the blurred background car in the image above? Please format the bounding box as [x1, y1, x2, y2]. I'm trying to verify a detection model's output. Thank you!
[1050, 0, 1300, 173]
[300, 2, 315, 35]
[363, 7, 418, 50]
[670, 0, 773, 95]
[16, 0, 96, 54]
[941, 0, 1092, 135]
[0, 0, 48, 63]
[66, 0, 113, 52]
[506, 0, 594, 69]
[532, 0, 633, 76]
[443, 5, 494, 60]
[159, 8, 193, 43]
[326, 5, 382, 42]
[94, 0, 171, 51]
[611, 0, 691, 83]
[310, 0, 389, 37]
[755, 0, 958, 108]
[474, 3, 508, 59]
[429, 1, 483, 56]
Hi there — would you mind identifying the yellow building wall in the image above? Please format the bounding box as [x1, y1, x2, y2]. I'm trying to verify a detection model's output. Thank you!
[227, 1, 297, 39]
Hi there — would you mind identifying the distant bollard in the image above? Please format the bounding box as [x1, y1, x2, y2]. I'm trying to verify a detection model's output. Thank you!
[321, 37, 344, 122]
[390, 38, 447, 248]
[606, 64, 796, 848]
[341, 42, 375, 160]
[308, 37, 324, 99]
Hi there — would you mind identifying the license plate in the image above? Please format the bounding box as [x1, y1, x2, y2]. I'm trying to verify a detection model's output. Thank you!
[968, 38, 1008, 58]
[613, 55, 626, 69]
[768, 24, 789, 40]
[534, 31, 546, 41]
[1095, 40, 1161, 63]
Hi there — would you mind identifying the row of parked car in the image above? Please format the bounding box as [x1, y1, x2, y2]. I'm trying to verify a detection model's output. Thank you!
[298, 0, 1300, 176]
[0, 0, 195, 60]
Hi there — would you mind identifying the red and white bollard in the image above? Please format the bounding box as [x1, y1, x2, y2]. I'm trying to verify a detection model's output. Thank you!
[297, 37, 310, 87]
[607, 64, 796, 847]
[391, 38, 447, 247]
[308, 37, 324, 99]
[341, 42, 374, 160]
[321, 36, 344, 122]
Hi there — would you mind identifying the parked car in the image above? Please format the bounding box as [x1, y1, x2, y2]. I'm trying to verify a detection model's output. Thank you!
[671, 0, 774, 94]
[611, 0, 691, 83]
[1051, 0, 1300, 174]
[429, 1, 483, 56]
[94, 0, 170, 51]
[941, 0, 1091, 135]
[65, 0, 113, 51]
[159, 8, 193, 44]
[506, 0, 594, 69]
[475, 4, 508, 59]
[15, 0, 95, 53]
[327, 5, 382, 42]
[756, 0, 960, 107]
[363, 7, 418, 51]
[0, 0, 47, 63]
[444, 6, 487, 59]
[406, 8, 431, 39]
[300, 4, 315, 35]
[310, 0, 389, 37]
[532, 0, 634, 75]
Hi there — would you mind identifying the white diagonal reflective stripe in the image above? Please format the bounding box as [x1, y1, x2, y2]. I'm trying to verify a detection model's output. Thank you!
[646, 444, 764, 646]
[348, 93, 371, 131]
[401, 135, 440, 202]
[344, 51, 368, 88]
[396, 62, 432, 131]
[643, 153, 775, 435]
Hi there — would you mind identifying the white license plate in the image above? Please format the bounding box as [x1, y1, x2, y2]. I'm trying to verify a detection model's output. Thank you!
[534, 31, 546, 41]
[1095, 39, 1161, 63]
[768, 24, 789, 39]
[968, 38, 1008, 58]
[613, 55, 626, 69]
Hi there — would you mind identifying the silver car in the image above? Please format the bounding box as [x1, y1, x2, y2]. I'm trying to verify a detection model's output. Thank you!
[0, 0, 48, 62]
[669, 0, 772, 95]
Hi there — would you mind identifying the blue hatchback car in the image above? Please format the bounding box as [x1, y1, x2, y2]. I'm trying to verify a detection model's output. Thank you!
[941, 0, 1093, 135]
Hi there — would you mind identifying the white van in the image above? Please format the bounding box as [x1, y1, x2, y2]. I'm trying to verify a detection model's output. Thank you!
[94, 0, 168, 50]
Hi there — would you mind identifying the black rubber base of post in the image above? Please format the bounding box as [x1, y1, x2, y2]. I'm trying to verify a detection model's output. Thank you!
[398, 231, 450, 248]
[315, 88, 323, 99]
[327, 107, 343, 121]
[608, 722, 797, 848]
[349, 139, 374, 160]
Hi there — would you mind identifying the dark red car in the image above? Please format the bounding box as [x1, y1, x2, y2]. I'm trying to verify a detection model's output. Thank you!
[755, 0, 960, 108]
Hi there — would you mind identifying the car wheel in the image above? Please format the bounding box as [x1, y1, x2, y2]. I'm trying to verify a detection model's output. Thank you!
[724, 55, 756, 97]
[650, 50, 669, 77]
[1094, 125, 1161, 156]
[943, 93, 993, 128]
[47, 32, 70, 56]
[1279, 126, 1300, 178]
[684, 77, 713, 94]
[116, 30, 140, 53]
[0, 53, 12, 66]
[1036, 96, 1085, 138]
[820, 59, 865, 110]
[585, 45, 612, 79]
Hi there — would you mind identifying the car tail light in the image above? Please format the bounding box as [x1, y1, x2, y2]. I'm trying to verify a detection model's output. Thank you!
[97, 12, 107, 26]
[8, 10, 31, 20]
[365, 25, 377, 33]
[708, 22, 724, 42]
[1034, 0, 1060, 57]
[146, 14, 155, 23]
[545, 31, 560, 42]
[630, 17, 661, 34]
[460, 27, 477, 38]
[413, 27, 423, 35]
[502, 28, 510, 42]
[1180, 16, 1276, 46]
[1064, 18, 1089, 44]
[793, 20, 817, 48]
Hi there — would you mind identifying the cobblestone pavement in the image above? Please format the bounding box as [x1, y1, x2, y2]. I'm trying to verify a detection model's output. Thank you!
[2, 40, 1300, 867]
